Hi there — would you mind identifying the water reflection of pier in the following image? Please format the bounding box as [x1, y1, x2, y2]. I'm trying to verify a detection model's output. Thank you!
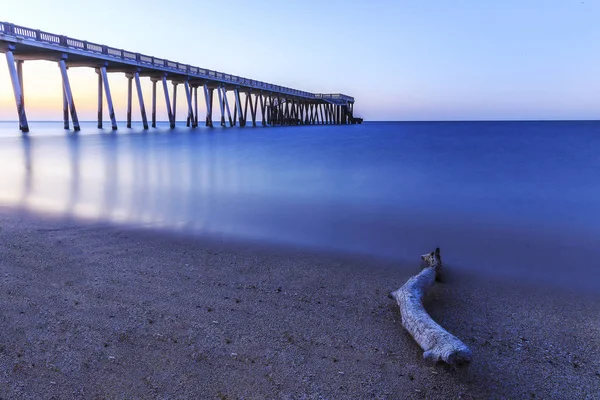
[10, 131, 250, 234]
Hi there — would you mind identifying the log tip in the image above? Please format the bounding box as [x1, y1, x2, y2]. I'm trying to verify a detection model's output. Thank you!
[447, 348, 472, 366]
[423, 347, 472, 366]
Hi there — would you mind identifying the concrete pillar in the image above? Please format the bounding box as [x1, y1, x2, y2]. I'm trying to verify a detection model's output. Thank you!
[284, 100, 290, 125]
[243, 92, 250, 125]
[320, 104, 325, 125]
[203, 84, 213, 127]
[161, 76, 174, 128]
[233, 100, 237, 126]
[193, 86, 198, 128]
[217, 86, 225, 126]
[100, 66, 117, 130]
[5, 51, 29, 132]
[222, 87, 233, 127]
[59, 59, 80, 131]
[234, 88, 244, 127]
[172, 83, 178, 127]
[250, 93, 257, 127]
[16, 60, 25, 130]
[126, 75, 133, 128]
[259, 93, 265, 126]
[151, 78, 157, 128]
[184, 81, 194, 128]
[134, 72, 148, 129]
[97, 70, 103, 128]
[63, 85, 69, 130]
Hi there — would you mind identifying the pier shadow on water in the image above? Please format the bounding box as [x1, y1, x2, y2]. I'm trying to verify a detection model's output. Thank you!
[1, 121, 600, 293]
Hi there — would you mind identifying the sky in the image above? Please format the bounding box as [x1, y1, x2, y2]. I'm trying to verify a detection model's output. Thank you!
[1, 0, 599, 121]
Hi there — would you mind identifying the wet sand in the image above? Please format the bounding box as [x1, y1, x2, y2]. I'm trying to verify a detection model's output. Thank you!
[0, 207, 599, 399]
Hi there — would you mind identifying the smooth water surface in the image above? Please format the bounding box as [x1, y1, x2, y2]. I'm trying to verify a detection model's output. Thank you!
[1, 121, 599, 290]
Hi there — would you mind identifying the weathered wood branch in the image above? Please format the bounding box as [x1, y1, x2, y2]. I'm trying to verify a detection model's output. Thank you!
[391, 248, 472, 365]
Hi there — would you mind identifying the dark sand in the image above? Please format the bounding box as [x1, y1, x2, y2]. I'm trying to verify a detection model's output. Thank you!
[0, 207, 599, 399]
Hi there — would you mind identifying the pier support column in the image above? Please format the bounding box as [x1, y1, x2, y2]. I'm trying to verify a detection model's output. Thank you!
[162, 76, 174, 128]
[126, 74, 133, 128]
[305, 103, 311, 125]
[100, 66, 117, 130]
[59, 59, 80, 131]
[330, 105, 335, 124]
[250, 93, 257, 127]
[63, 85, 69, 129]
[284, 100, 290, 125]
[193, 86, 198, 128]
[303, 102, 308, 124]
[233, 101, 237, 126]
[234, 88, 244, 127]
[217, 86, 225, 126]
[134, 72, 148, 129]
[222, 87, 233, 127]
[16, 60, 25, 131]
[172, 83, 178, 127]
[243, 92, 250, 126]
[259, 93, 265, 126]
[293, 100, 299, 124]
[204, 84, 213, 127]
[151, 78, 157, 128]
[319, 104, 325, 125]
[97, 70, 103, 128]
[277, 96, 282, 125]
[269, 97, 274, 125]
[184, 81, 194, 129]
[5, 50, 29, 132]
[332, 105, 337, 124]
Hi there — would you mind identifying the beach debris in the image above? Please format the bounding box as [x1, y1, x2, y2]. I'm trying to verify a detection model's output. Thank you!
[390, 248, 472, 365]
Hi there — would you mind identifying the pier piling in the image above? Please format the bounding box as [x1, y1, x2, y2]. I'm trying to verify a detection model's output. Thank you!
[161, 76, 174, 128]
[5, 50, 29, 132]
[100, 66, 117, 130]
[97, 70, 103, 128]
[134, 72, 148, 129]
[59, 59, 80, 131]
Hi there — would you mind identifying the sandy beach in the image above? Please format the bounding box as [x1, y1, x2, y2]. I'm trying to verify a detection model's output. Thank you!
[0, 207, 599, 399]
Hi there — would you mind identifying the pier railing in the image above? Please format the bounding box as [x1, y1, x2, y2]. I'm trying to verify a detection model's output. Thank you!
[0, 21, 356, 101]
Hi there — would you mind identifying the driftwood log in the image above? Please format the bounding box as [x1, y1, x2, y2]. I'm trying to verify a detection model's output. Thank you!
[391, 248, 472, 365]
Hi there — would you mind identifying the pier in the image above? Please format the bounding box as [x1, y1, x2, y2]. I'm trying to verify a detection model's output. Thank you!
[0, 22, 360, 133]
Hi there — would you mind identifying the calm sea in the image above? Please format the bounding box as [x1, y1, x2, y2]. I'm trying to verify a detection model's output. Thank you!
[1, 121, 599, 291]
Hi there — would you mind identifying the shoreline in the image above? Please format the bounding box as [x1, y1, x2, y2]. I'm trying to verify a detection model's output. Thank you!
[1, 208, 599, 398]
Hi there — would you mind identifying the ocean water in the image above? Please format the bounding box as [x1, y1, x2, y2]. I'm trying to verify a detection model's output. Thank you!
[1, 120, 599, 291]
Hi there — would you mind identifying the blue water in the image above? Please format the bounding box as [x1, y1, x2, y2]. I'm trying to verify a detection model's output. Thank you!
[1, 121, 599, 291]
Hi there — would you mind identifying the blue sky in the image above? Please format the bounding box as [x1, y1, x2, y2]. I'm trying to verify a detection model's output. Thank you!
[1, 0, 599, 120]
